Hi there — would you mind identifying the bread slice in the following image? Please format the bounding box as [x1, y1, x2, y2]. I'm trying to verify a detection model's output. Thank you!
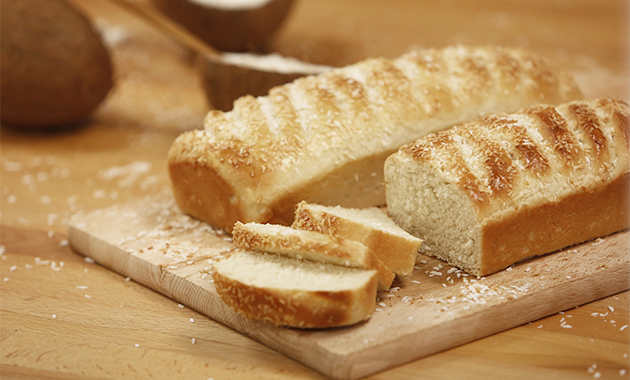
[168, 45, 583, 233]
[291, 201, 422, 276]
[212, 250, 378, 328]
[384, 98, 629, 276]
[232, 221, 395, 290]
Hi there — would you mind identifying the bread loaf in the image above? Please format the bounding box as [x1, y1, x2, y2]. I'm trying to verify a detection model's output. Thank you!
[168, 45, 583, 232]
[232, 221, 395, 290]
[291, 201, 422, 276]
[212, 250, 378, 328]
[384, 98, 629, 276]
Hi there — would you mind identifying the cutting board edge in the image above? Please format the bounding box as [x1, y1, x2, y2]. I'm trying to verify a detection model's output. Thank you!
[66, 219, 630, 380]
[316, 263, 630, 380]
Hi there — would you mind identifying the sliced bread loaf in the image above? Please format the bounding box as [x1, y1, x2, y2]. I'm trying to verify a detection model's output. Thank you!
[168, 45, 583, 233]
[291, 201, 422, 276]
[232, 221, 395, 290]
[212, 250, 378, 328]
[384, 98, 629, 276]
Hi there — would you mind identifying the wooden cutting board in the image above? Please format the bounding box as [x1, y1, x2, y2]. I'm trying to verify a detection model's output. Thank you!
[67, 192, 630, 380]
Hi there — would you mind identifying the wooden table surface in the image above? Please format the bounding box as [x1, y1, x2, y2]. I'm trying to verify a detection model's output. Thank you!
[1, 0, 629, 379]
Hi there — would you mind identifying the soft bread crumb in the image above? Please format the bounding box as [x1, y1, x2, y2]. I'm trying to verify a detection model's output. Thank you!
[212, 250, 378, 328]
[385, 98, 629, 276]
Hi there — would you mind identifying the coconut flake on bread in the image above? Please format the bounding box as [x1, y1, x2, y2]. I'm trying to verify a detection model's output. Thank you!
[384, 98, 629, 276]
[291, 201, 422, 276]
[168, 45, 583, 232]
[232, 221, 394, 290]
[212, 250, 378, 328]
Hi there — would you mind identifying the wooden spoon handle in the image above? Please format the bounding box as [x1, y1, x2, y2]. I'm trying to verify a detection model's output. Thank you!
[107, 0, 222, 58]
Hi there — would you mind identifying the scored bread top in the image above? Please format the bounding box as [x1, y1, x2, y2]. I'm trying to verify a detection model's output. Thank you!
[168, 45, 583, 231]
[388, 98, 629, 222]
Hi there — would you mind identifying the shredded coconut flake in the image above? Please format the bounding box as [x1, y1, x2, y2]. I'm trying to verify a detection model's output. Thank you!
[591, 238, 605, 246]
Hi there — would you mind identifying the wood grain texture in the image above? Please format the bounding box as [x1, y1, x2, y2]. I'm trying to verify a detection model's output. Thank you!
[1, 0, 629, 379]
[66, 193, 630, 379]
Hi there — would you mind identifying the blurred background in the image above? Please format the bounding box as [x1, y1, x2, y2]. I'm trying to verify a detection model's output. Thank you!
[2, 0, 628, 228]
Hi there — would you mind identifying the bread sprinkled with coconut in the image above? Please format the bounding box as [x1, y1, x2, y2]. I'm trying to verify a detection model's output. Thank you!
[292, 201, 422, 276]
[385, 98, 629, 276]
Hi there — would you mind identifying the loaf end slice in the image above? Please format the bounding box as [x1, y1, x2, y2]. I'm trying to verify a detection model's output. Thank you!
[292, 201, 422, 276]
[212, 250, 378, 328]
[232, 221, 395, 290]
[385, 98, 629, 276]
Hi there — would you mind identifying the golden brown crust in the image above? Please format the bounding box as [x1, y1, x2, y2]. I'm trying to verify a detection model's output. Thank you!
[231, 222, 395, 290]
[292, 203, 421, 276]
[480, 172, 630, 276]
[233, 222, 369, 264]
[388, 97, 629, 276]
[267, 150, 393, 227]
[168, 45, 583, 232]
[213, 266, 378, 328]
[400, 98, 629, 216]
[168, 153, 250, 232]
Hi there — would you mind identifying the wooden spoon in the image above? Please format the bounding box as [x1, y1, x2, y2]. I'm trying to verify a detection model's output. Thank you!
[109, 0, 330, 111]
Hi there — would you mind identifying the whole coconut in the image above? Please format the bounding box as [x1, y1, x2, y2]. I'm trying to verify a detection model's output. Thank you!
[1, 0, 114, 129]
